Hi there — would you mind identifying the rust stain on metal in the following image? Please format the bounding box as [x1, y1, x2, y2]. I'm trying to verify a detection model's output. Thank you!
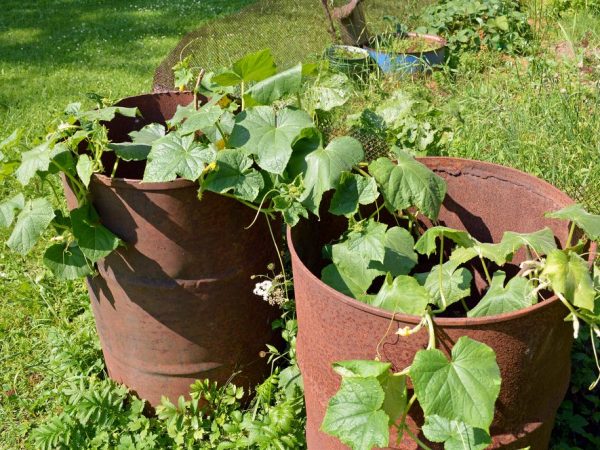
[64, 92, 280, 406]
[289, 157, 575, 449]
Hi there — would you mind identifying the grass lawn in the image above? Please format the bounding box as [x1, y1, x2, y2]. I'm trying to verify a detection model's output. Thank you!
[0, 1, 254, 447]
[1, 0, 599, 448]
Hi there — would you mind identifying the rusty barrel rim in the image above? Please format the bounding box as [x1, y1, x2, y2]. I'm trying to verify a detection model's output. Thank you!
[287, 156, 575, 327]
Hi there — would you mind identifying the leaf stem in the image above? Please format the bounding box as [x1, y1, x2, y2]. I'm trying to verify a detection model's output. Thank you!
[566, 221, 576, 248]
[404, 427, 433, 450]
[479, 255, 493, 285]
[438, 235, 447, 311]
[241, 81, 246, 111]
[218, 192, 275, 216]
[424, 311, 436, 350]
[193, 68, 206, 110]
[368, 203, 385, 220]
[353, 165, 371, 178]
[51, 159, 86, 204]
[110, 157, 120, 178]
[265, 215, 289, 300]
[214, 122, 229, 147]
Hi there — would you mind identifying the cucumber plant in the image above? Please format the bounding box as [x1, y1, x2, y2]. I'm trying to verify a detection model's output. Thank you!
[0, 49, 358, 279]
[316, 148, 600, 450]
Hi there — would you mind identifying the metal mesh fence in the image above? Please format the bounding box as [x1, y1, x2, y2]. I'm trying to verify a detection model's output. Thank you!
[153, 0, 428, 91]
[152, 0, 599, 212]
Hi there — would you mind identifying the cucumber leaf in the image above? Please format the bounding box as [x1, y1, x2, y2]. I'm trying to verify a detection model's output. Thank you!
[546, 204, 600, 241]
[422, 415, 492, 450]
[329, 172, 379, 217]
[369, 274, 431, 315]
[322, 377, 389, 450]
[0, 193, 25, 228]
[416, 260, 472, 309]
[542, 249, 595, 311]
[245, 63, 303, 106]
[410, 336, 501, 431]
[415, 226, 476, 256]
[7, 198, 55, 254]
[368, 150, 446, 220]
[467, 271, 535, 317]
[143, 134, 216, 182]
[203, 148, 264, 202]
[299, 136, 364, 214]
[70, 204, 120, 263]
[44, 243, 93, 279]
[229, 106, 312, 175]
[213, 49, 277, 86]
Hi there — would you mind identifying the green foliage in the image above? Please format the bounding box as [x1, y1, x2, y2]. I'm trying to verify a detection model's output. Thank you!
[369, 149, 447, 220]
[467, 271, 535, 317]
[548, 0, 600, 17]
[348, 90, 450, 156]
[419, 0, 532, 61]
[410, 336, 501, 431]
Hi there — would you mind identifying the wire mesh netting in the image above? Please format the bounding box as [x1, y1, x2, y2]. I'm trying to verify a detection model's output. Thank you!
[153, 0, 428, 91]
[153, 0, 599, 212]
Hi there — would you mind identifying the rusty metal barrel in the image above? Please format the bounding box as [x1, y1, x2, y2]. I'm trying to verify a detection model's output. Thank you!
[65, 92, 279, 406]
[289, 158, 575, 449]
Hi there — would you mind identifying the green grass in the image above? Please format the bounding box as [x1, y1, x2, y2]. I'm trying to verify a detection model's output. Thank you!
[0, 1, 253, 447]
[1, 0, 599, 448]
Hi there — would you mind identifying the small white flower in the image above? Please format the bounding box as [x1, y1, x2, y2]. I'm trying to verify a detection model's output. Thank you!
[253, 280, 273, 301]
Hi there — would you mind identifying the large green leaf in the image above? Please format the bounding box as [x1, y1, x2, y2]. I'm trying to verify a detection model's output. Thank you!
[500, 228, 557, 259]
[416, 260, 472, 309]
[468, 271, 534, 317]
[410, 336, 501, 431]
[332, 361, 407, 425]
[143, 134, 216, 182]
[212, 49, 277, 86]
[323, 236, 382, 298]
[371, 227, 418, 277]
[415, 226, 476, 256]
[16, 141, 53, 186]
[0, 193, 25, 228]
[70, 204, 121, 263]
[422, 415, 492, 450]
[299, 136, 364, 214]
[344, 220, 388, 264]
[76, 154, 94, 187]
[179, 104, 224, 136]
[450, 240, 512, 266]
[329, 172, 379, 217]
[323, 223, 417, 298]
[245, 63, 303, 106]
[333, 360, 391, 379]
[128, 123, 165, 144]
[203, 149, 264, 202]
[546, 204, 600, 242]
[381, 373, 407, 425]
[368, 150, 446, 220]
[77, 106, 138, 122]
[370, 274, 431, 315]
[310, 73, 351, 112]
[43, 243, 93, 279]
[541, 249, 595, 311]
[229, 106, 312, 174]
[321, 377, 389, 450]
[0, 128, 24, 152]
[7, 198, 55, 254]
[108, 143, 151, 161]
